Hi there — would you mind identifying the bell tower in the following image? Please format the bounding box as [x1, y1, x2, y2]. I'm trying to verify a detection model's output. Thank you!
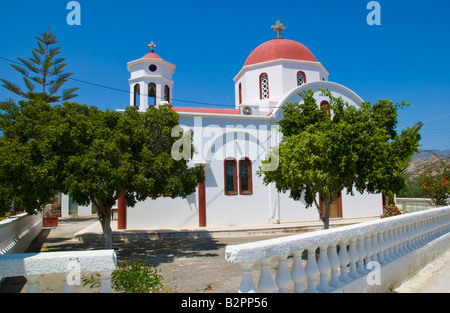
[127, 42, 176, 111]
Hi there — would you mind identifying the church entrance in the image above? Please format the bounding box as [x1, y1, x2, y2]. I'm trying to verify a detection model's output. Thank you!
[320, 192, 342, 218]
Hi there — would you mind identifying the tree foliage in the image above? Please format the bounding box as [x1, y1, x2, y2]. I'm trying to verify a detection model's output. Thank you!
[49, 102, 204, 248]
[0, 99, 204, 248]
[258, 89, 422, 229]
[0, 29, 79, 103]
[0, 98, 59, 216]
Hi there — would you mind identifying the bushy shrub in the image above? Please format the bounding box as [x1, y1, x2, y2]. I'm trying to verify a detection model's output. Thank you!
[111, 258, 166, 293]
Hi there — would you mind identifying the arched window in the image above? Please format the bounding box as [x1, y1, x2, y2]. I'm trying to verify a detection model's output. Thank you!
[164, 85, 170, 102]
[148, 83, 156, 106]
[320, 100, 331, 115]
[259, 73, 269, 99]
[224, 158, 237, 195]
[134, 84, 140, 108]
[239, 157, 252, 195]
[297, 71, 306, 86]
[238, 83, 242, 105]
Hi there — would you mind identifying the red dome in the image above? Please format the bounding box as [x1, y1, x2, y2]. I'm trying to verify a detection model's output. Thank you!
[243, 38, 317, 66]
[142, 52, 162, 60]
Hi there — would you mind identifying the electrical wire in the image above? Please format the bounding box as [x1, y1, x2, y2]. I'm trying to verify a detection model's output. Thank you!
[0, 55, 236, 108]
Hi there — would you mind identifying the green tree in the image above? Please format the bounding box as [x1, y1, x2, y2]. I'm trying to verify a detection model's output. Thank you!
[0, 98, 60, 216]
[0, 28, 79, 103]
[50, 102, 204, 249]
[259, 89, 421, 229]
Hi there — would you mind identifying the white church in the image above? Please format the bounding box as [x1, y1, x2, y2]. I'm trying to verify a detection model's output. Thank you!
[58, 21, 383, 229]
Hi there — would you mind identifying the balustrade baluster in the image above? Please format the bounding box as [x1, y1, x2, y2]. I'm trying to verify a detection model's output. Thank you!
[275, 254, 291, 293]
[392, 227, 401, 258]
[317, 244, 332, 292]
[239, 262, 256, 293]
[370, 232, 379, 263]
[99, 271, 113, 293]
[26, 275, 40, 293]
[338, 240, 352, 283]
[377, 231, 387, 264]
[258, 258, 275, 293]
[328, 242, 343, 288]
[347, 237, 360, 278]
[357, 236, 368, 275]
[304, 247, 319, 293]
[63, 273, 77, 293]
[364, 235, 373, 266]
[291, 250, 306, 293]
[404, 223, 412, 252]
[400, 225, 408, 255]
[387, 228, 396, 260]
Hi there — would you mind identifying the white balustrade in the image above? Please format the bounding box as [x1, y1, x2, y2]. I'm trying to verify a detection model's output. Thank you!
[0, 212, 43, 255]
[225, 206, 450, 293]
[0, 250, 117, 293]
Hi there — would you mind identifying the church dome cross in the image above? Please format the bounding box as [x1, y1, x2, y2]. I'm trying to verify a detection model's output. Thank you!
[148, 41, 157, 53]
[271, 20, 286, 38]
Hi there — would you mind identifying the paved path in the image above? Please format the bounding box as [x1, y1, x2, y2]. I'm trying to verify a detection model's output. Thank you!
[2, 216, 288, 293]
[395, 249, 450, 293]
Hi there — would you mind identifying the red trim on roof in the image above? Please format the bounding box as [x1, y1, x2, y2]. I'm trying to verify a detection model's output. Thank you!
[173, 107, 239, 115]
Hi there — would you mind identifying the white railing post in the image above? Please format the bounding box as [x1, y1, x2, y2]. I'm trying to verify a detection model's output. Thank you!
[356, 236, 368, 275]
[239, 262, 256, 293]
[347, 237, 360, 278]
[26, 275, 40, 293]
[304, 247, 319, 293]
[258, 259, 275, 293]
[370, 232, 379, 263]
[99, 271, 113, 293]
[291, 250, 306, 293]
[275, 254, 291, 293]
[328, 242, 343, 288]
[338, 240, 351, 283]
[317, 244, 332, 292]
[376, 231, 387, 265]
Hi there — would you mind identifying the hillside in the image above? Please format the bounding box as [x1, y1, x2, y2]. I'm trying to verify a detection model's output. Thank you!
[405, 150, 450, 182]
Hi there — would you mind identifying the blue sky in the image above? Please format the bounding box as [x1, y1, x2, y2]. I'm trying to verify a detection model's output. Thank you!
[0, 0, 449, 150]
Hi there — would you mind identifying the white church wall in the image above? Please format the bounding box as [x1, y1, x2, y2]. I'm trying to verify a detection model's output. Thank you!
[277, 192, 320, 223]
[127, 194, 199, 229]
[205, 158, 271, 226]
[341, 190, 383, 218]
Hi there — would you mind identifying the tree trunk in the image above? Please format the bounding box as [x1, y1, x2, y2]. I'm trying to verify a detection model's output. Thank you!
[315, 192, 330, 230]
[98, 206, 113, 249]
[322, 201, 330, 230]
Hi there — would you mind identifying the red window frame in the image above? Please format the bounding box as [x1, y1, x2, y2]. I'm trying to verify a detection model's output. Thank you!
[297, 71, 306, 86]
[148, 83, 157, 106]
[238, 83, 242, 105]
[224, 157, 238, 195]
[164, 85, 170, 102]
[239, 157, 253, 195]
[259, 73, 269, 100]
[134, 84, 140, 107]
[320, 100, 331, 115]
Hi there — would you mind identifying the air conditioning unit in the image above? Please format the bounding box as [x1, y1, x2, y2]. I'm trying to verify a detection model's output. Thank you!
[241, 105, 259, 116]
